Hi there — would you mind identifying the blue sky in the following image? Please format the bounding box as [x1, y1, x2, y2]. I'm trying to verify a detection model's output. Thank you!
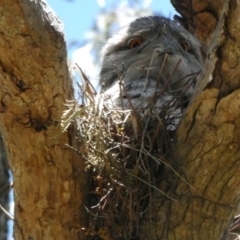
[47, 0, 177, 53]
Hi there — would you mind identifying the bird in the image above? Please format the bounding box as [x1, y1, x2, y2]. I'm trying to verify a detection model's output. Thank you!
[93, 16, 205, 240]
[99, 16, 204, 113]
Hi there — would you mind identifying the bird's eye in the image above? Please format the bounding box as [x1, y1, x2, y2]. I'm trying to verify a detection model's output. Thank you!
[129, 38, 143, 49]
[180, 41, 189, 51]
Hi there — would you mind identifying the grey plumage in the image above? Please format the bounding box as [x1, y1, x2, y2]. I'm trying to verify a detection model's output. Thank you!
[99, 16, 203, 110]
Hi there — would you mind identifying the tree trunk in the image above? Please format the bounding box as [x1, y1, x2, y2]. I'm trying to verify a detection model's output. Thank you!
[0, 0, 86, 239]
[139, 0, 240, 239]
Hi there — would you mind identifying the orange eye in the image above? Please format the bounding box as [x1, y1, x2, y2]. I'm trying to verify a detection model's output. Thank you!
[180, 41, 189, 51]
[129, 38, 143, 49]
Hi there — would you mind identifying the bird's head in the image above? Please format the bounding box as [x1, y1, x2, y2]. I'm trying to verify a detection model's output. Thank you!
[100, 16, 204, 109]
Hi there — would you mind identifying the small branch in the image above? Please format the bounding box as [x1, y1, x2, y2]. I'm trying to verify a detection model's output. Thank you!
[0, 204, 14, 220]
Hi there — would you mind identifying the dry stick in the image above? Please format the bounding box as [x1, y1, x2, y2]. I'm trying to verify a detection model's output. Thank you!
[75, 63, 97, 95]
[136, 117, 152, 174]
[113, 65, 141, 135]
[75, 64, 103, 118]
[129, 191, 133, 234]
[76, 64, 120, 141]
[229, 215, 240, 234]
[76, 81, 95, 105]
[64, 144, 94, 165]
[0, 204, 13, 220]
[114, 64, 125, 112]
[113, 65, 138, 172]
[156, 53, 169, 89]
[141, 53, 181, 130]
[152, 53, 169, 105]
[170, 71, 201, 96]
[119, 142, 194, 189]
[150, 121, 163, 148]
[142, 48, 167, 94]
[84, 205, 106, 218]
[119, 82, 142, 140]
[121, 83, 138, 114]
[157, 59, 182, 97]
[129, 174, 177, 201]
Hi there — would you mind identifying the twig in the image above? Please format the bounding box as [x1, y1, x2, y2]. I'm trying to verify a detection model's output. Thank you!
[0, 204, 14, 220]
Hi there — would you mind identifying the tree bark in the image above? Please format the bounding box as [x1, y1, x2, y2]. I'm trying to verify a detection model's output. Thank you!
[0, 0, 86, 239]
[140, 0, 240, 239]
[2, 0, 240, 239]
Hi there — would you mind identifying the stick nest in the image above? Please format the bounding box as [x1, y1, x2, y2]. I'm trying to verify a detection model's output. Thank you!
[62, 64, 192, 240]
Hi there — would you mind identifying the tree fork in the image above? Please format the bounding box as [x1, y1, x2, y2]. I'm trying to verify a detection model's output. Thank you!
[1, 0, 240, 239]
